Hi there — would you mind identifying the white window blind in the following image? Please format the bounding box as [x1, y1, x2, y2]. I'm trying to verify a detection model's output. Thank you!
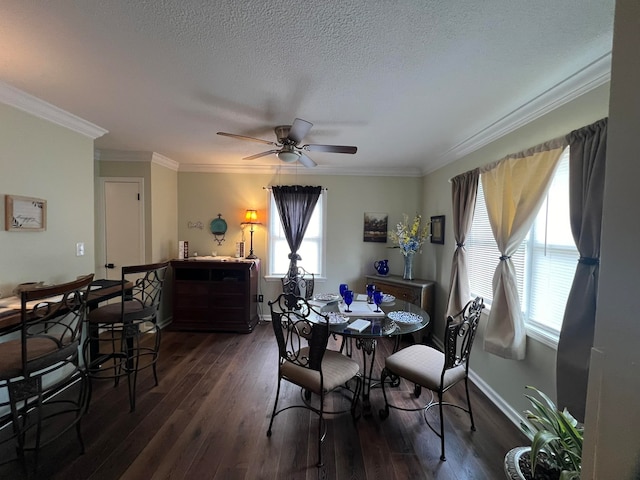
[467, 148, 578, 340]
[268, 191, 325, 277]
[527, 151, 577, 333]
[467, 188, 527, 307]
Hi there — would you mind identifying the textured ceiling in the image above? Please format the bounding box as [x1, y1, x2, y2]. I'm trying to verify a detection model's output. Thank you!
[0, 0, 615, 174]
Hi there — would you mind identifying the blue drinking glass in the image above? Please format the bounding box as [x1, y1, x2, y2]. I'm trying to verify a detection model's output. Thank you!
[366, 283, 376, 304]
[373, 290, 383, 312]
[343, 290, 354, 312]
[339, 283, 349, 299]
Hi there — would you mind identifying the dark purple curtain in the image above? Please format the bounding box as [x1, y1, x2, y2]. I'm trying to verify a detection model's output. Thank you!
[272, 185, 322, 279]
[557, 117, 607, 421]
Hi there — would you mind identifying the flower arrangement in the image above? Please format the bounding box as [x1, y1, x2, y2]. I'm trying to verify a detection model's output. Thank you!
[389, 213, 430, 256]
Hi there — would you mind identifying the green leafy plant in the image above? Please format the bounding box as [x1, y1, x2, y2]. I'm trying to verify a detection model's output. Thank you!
[520, 386, 583, 480]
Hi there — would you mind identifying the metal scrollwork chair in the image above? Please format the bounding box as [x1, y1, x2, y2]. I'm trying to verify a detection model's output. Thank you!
[281, 266, 315, 300]
[0, 274, 94, 473]
[267, 293, 361, 468]
[379, 297, 485, 461]
[82, 262, 168, 412]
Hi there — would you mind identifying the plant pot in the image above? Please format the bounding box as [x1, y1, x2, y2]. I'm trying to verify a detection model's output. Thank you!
[504, 446, 561, 480]
[504, 447, 529, 479]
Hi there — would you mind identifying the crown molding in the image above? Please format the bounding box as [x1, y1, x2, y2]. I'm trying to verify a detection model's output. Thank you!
[178, 162, 422, 177]
[151, 152, 180, 171]
[0, 80, 108, 139]
[96, 149, 179, 171]
[423, 52, 612, 175]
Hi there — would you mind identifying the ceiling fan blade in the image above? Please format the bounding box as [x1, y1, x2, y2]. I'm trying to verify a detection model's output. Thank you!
[303, 144, 358, 154]
[298, 153, 317, 168]
[243, 150, 279, 160]
[287, 118, 313, 144]
[217, 132, 277, 146]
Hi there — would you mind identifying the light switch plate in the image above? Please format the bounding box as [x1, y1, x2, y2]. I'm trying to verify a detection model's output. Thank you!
[76, 242, 85, 256]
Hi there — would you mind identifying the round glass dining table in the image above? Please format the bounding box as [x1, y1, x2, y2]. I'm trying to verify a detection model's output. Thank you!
[319, 298, 431, 415]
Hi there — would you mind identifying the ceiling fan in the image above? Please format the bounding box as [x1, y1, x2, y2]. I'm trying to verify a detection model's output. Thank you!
[217, 118, 357, 168]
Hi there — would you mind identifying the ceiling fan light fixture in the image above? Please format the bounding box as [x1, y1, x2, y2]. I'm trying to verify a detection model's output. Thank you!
[277, 150, 300, 163]
[218, 117, 357, 168]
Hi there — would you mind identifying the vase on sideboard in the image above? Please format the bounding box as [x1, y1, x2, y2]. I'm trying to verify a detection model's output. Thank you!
[403, 252, 415, 280]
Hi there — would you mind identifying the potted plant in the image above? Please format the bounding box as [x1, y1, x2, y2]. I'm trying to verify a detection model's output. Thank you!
[504, 386, 583, 480]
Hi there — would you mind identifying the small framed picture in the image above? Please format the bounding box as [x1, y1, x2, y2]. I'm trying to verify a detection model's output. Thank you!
[363, 212, 388, 243]
[430, 215, 445, 244]
[5, 195, 47, 231]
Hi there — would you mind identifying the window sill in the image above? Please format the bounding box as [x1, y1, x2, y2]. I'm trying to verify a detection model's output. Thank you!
[525, 323, 559, 350]
[264, 275, 327, 282]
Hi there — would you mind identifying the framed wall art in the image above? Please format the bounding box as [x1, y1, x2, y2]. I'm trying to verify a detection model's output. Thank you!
[430, 215, 445, 244]
[5, 195, 47, 231]
[363, 212, 388, 242]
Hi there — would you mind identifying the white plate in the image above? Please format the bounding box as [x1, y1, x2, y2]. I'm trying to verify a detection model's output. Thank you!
[387, 311, 423, 325]
[314, 293, 340, 302]
[382, 294, 395, 303]
[325, 312, 349, 325]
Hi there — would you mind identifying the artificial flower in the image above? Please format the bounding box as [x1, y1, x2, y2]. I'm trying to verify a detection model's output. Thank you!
[389, 213, 430, 256]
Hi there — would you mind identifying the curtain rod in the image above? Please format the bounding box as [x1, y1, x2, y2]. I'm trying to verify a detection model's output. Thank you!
[263, 186, 328, 191]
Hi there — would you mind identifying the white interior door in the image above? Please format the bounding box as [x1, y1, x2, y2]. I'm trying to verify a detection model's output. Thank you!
[103, 180, 144, 280]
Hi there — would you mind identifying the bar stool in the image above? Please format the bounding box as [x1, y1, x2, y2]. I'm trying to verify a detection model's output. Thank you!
[0, 274, 94, 474]
[82, 262, 168, 412]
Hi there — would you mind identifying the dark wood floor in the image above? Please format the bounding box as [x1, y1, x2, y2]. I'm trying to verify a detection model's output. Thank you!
[1, 322, 526, 479]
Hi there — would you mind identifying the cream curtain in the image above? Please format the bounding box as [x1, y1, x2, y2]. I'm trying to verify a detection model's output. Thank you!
[445, 169, 479, 318]
[481, 138, 567, 359]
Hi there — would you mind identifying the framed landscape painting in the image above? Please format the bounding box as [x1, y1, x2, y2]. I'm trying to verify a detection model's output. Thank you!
[363, 212, 388, 242]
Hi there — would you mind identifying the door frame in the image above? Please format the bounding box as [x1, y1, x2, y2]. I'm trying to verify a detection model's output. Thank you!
[96, 177, 146, 279]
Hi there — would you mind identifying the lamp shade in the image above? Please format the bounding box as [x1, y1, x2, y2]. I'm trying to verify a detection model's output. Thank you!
[244, 209, 258, 224]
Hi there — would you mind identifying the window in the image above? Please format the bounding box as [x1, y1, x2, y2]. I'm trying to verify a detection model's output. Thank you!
[467, 148, 578, 344]
[267, 191, 326, 277]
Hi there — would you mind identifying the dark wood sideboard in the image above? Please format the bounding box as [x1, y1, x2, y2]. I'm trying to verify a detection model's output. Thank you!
[170, 258, 259, 333]
[365, 274, 435, 343]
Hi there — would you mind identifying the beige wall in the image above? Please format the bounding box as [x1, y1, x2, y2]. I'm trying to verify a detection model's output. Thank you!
[151, 161, 178, 263]
[419, 83, 611, 417]
[0, 102, 96, 294]
[177, 171, 422, 303]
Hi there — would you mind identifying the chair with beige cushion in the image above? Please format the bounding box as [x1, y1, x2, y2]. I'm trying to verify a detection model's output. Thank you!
[82, 262, 168, 412]
[379, 296, 484, 461]
[0, 274, 94, 473]
[267, 293, 361, 468]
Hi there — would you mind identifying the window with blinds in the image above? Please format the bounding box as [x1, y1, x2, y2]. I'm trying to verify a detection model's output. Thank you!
[467, 147, 578, 343]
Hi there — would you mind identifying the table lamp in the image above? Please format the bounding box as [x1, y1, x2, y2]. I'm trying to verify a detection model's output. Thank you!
[241, 209, 261, 259]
